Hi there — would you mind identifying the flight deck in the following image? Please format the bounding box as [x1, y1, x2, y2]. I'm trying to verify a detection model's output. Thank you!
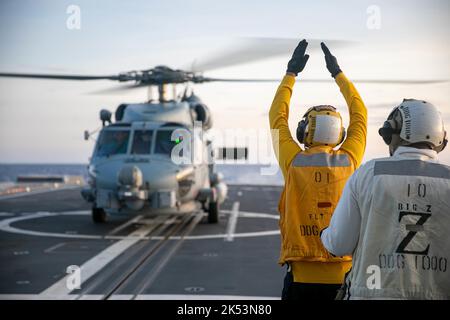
[0, 184, 284, 300]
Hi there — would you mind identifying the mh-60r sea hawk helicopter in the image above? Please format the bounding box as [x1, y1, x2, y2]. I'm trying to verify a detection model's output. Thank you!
[0, 65, 268, 223]
[78, 66, 234, 224]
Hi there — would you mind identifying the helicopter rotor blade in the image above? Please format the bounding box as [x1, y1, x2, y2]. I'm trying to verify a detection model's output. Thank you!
[200, 77, 280, 83]
[201, 77, 450, 84]
[337, 79, 450, 84]
[0, 72, 121, 81]
[190, 37, 356, 72]
[87, 83, 148, 95]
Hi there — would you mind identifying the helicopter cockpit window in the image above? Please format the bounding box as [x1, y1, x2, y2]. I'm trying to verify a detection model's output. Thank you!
[131, 130, 153, 155]
[155, 129, 185, 156]
[95, 130, 130, 157]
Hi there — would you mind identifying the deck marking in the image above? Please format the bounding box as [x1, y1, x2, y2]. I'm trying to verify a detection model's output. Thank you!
[107, 215, 143, 236]
[130, 213, 205, 296]
[135, 294, 279, 300]
[77, 294, 105, 300]
[0, 294, 279, 300]
[39, 220, 160, 298]
[225, 202, 240, 242]
[13, 251, 29, 255]
[241, 187, 257, 191]
[0, 210, 279, 241]
[44, 242, 66, 253]
[0, 213, 14, 217]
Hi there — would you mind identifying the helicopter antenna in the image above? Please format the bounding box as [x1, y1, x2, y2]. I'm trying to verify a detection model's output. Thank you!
[190, 59, 198, 73]
[183, 83, 194, 99]
[172, 84, 177, 102]
[181, 85, 188, 100]
[147, 85, 153, 102]
[158, 84, 167, 102]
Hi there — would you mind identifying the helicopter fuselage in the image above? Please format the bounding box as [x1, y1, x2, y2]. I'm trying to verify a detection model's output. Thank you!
[81, 99, 226, 222]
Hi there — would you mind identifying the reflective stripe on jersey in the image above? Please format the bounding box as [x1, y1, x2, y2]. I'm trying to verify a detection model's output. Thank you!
[292, 153, 351, 168]
[374, 160, 450, 179]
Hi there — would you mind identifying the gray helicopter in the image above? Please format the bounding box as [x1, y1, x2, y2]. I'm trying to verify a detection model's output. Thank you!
[0, 65, 266, 223]
[79, 67, 230, 223]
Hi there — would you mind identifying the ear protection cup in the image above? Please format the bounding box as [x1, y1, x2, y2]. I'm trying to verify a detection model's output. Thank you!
[297, 107, 314, 144]
[378, 121, 394, 145]
[378, 108, 402, 145]
[296, 119, 307, 144]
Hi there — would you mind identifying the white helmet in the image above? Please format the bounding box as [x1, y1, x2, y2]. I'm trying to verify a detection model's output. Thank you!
[378, 99, 447, 153]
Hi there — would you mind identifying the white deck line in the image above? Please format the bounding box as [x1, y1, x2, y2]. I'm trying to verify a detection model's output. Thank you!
[0, 294, 279, 300]
[225, 201, 240, 242]
[39, 218, 164, 298]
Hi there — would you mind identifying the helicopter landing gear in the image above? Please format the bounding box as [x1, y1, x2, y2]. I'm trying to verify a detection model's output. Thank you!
[92, 205, 107, 223]
[207, 201, 219, 224]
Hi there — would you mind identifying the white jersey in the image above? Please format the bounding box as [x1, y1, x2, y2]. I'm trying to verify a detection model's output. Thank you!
[321, 147, 450, 299]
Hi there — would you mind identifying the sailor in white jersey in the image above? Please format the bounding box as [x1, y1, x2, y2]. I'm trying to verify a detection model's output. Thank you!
[321, 99, 449, 299]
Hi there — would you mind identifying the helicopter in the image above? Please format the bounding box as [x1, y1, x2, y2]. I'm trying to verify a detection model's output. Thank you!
[0, 64, 273, 223]
[78, 66, 231, 224]
[1, 39, 447, 223]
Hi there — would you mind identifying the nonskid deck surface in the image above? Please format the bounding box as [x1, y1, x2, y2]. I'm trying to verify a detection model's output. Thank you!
[0, 184, 283, 300]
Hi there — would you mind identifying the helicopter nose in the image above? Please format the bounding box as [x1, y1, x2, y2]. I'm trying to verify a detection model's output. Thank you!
[117, 165, 148, 210]
[118, 165, 143, 188]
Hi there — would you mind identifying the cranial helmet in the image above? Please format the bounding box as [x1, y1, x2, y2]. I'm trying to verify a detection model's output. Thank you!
[296, 105, 346, 148]
[378, 99, 447, 154]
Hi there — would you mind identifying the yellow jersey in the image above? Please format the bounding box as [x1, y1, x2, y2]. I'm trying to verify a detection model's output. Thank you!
[269, 73, 367, 284]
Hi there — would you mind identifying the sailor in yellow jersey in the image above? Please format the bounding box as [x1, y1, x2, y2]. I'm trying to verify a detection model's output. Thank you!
[269, 39, 367, 300]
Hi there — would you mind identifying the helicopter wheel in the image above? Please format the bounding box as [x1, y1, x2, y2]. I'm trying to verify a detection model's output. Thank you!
[207, 201, 219, 224]
[92, 206, 107, 223]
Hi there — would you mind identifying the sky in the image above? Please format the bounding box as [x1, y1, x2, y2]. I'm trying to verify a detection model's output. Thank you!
[0, 0, 449, 164]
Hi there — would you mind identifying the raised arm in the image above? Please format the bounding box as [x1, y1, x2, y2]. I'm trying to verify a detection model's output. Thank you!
[269, 40, 309, 178]
[336, 73, 367, 167]
[321, 42, 368, 168]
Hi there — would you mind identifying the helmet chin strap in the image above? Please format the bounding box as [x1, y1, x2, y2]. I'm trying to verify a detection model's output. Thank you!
[434, 131, 448, 153]
[388, 135, 400, 156]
